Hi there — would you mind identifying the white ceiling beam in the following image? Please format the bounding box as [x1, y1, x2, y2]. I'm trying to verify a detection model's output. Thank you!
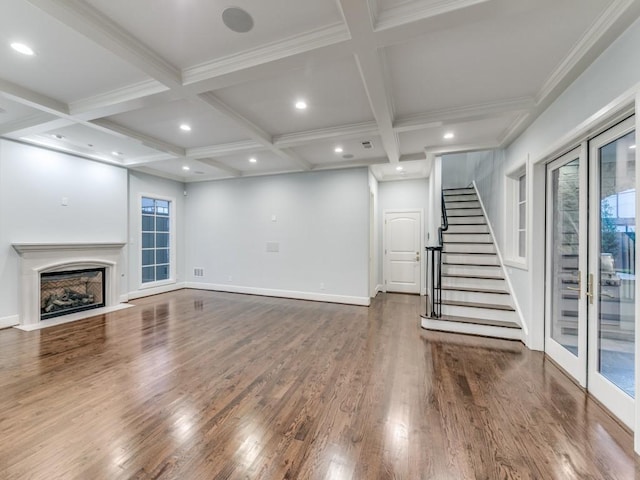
[0, 114, 72, 137]
[188, 140, 263, 159]
[311, 156, 388, 170]
[274, 121, 379, 148]
[91, 119, 185, 158]
[0, 78, 68, 116]
[337, 0, 400, 164]
[393, 97, 535, 133]
[196, 158, 242, 177]
[425, 142, 500, 155]
[373, 0, 491, 32]
[26, 0, 182, 88]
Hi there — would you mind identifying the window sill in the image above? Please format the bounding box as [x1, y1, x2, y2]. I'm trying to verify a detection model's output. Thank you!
[503, 258, 527, 270]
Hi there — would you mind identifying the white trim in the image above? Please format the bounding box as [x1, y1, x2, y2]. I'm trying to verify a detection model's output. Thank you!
[472, 181, 529, 339]
[374, 0, 490, 32]
[12, 242, 126, 253]
[420, 316, 524, 342]
[138, 193, 177, 289]
[14, 304, 133, 331]
[503, 259, 527, 270]
[128, 282, 186, 300]
[0, 315, 19, 329]
[375, 284, 384, 295]
[185, 282, 370, 307]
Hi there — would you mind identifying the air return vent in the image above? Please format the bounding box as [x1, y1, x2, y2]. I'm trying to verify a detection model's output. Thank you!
[361, 141, 372, 149]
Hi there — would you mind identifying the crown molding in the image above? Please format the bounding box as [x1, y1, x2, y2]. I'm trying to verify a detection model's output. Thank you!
[182, 23, 351, 86]
[131, 165, 186, 183]
[0, 114, 70, 136]
[274, 122, 379, 147]
[424, 142, 499, 155]
[311, 156, 388, 171]
[0, 78, 69, 116]
[196, 158, 242, 177]
[394, 97, 535, 132]
[497, 112, 530, 147]
[374, 0, 490, 32]
[535, 0, 634, 105]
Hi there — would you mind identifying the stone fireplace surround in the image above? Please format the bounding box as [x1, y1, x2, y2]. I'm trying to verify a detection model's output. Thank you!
[12, 243, 130, 330]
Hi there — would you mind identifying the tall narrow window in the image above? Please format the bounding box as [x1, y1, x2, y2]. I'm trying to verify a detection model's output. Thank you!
[141, 197, 171, 284]
[517, 173, 527, 258]
[505, 166, 527, 265]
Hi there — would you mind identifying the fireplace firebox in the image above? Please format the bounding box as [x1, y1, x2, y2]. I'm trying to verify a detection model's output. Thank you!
[40, 268, 106, 320]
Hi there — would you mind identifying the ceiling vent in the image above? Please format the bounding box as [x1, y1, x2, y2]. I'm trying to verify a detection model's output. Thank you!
[361, 141, 372, 149]
[222, 7, 254, 33]
[342, 154, 354, 160]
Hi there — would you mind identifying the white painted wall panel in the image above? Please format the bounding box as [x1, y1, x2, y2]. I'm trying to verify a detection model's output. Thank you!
[184, 168, 370, 300]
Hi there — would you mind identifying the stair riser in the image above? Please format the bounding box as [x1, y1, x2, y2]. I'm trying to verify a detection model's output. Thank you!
[443, 244, 495, 254]
[442, 290, 512, 306]
[448, 208, 483, 216]
[444, 188, 475, 195]
[448, 216, 486, 225]
[441, 305, 518, 323]
[444, 253, 499, 265]
[445, 201, 481, 209]
[443, 233, 492, 243]
[442, 264, 502, 276]
[445, 224, 489, 234]
[444, 194, 478, 202]
[421, 317, 522, 341]
[442, 277, 506, 290]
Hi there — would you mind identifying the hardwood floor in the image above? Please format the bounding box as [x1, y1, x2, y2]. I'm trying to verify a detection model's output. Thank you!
[0, 290, 639, 479]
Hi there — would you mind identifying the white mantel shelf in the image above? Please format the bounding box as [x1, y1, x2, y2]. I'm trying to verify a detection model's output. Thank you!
[12, 242, 126, 254]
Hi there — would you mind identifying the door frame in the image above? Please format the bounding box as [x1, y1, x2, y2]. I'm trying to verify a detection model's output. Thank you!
[382, 209, 425, 295]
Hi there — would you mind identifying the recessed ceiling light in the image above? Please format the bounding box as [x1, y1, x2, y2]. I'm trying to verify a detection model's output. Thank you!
[180, 124, 191, 132]
[222, 7, 254, 33]
[112, 151, 123, 156]
[10, 42, 34, 56]
[630, 145, 636, 150]
[295, 100, 307, 110]
[396, 166, 404, 171]
[51, 134, 64, 140]
[182, 165, 190, 171]
[249, 157, 257, 163]
[334, 147, 343, 153]
[443, 132, 455, 140]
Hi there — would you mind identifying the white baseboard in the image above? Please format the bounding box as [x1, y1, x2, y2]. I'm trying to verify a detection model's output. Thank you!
[0, 315, 19, 329]
[376, 284, 385, 294]
[119, 294, 129, 303]
[128, 282, 186, 300]
[185, 282, 370, 307]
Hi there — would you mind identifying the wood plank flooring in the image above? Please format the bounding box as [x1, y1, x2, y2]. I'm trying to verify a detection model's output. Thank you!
[0, 290, 639, 479]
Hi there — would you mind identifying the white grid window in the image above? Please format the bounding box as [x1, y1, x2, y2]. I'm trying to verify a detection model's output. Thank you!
[141, 197, 171, 284]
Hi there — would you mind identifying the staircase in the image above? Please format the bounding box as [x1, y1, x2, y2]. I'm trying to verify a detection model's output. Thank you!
[421, 186, 523, 341]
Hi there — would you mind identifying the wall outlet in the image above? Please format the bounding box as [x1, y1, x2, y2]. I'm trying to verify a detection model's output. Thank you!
[193, 267, 204, 277]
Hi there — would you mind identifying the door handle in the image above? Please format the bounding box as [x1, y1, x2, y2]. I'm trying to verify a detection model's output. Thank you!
[586, 273, 594, 304]
[565, 270, 581, 299]
[415, 252, 420, 262]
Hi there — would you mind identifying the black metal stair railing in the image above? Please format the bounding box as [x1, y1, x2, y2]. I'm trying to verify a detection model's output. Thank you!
[426, 190, 448, 318]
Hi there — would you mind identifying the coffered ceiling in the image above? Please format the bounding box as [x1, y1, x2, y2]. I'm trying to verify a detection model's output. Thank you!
[0, 0, 638, 182]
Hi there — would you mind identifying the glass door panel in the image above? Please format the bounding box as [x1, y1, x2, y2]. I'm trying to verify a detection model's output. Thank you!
[545, 148, 587, 386]
[588, 116, 636, 429]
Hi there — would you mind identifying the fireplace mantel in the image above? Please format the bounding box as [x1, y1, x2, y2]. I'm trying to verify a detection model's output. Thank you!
[12, 242, 128, 329]
[13, 242, 126, 254]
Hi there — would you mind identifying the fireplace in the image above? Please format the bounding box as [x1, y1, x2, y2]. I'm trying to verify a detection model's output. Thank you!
[40, 268, 106, 320]
[12, 242, 128, 329]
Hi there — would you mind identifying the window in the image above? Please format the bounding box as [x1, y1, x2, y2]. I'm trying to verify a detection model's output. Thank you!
[141, 197, 172, 284]
[505, 167, 527, 265]
[517, 173, 527, 258]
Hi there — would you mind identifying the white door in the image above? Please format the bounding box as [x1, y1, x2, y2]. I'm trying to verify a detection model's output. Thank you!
[384, 211, 422, 294]
[545, 146, 588, 386]
[544, 116, 636, 429]
[587, 117, 636, 429]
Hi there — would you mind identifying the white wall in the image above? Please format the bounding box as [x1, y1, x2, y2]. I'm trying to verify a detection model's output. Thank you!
[127, 171, 186, 299]
[368, 169, 380, 295]
[184, 168, 370, 304]
[0, 140, 127, 323]
[378, 177, 430, 292]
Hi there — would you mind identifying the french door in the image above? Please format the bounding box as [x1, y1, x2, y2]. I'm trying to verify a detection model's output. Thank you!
[546, 116, 636, 429]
